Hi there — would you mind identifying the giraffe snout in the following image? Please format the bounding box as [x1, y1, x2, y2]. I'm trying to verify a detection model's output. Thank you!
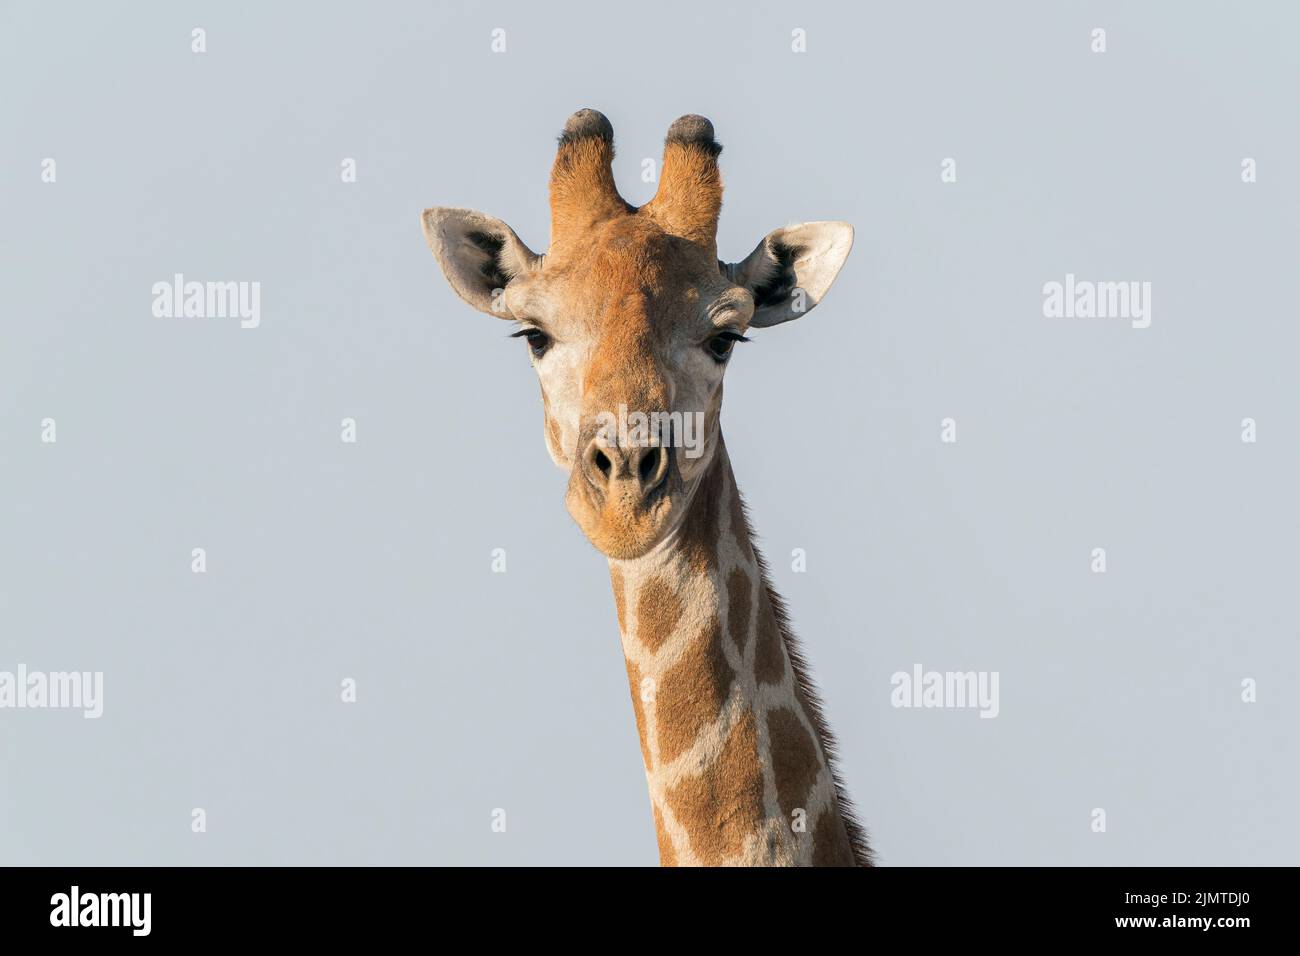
[565, 414, 683, 560]
[580, 435, 670, 504]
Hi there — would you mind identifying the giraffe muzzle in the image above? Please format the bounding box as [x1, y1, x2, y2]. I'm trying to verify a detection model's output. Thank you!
[565, 426, 682, 559]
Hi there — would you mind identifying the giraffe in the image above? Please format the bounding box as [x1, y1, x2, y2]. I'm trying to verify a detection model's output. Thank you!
[421, 110, 869, 866]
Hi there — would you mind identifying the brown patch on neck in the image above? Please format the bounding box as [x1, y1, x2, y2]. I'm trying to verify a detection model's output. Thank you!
[767, 707, 822, 821]
[654, 615, 733, 764]
[663, 708, 764, 865]
[753, 587, 788, 685]
[634, 575, 682, 652]
[725, 568, 752, 653]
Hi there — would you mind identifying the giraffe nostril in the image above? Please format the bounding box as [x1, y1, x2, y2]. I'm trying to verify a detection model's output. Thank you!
[594, 449, 612, 478]
[638, 447, 662, 485]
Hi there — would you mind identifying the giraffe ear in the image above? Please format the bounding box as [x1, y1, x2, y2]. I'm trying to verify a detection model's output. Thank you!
[421, 207, 541, 317]
[725, 222, 853, 328]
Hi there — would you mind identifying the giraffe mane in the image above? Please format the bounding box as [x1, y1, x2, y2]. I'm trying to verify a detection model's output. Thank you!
[737, 490, 875, 867]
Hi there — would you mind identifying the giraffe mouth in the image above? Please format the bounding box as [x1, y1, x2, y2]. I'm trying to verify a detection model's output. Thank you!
[565, 445, 686, 560]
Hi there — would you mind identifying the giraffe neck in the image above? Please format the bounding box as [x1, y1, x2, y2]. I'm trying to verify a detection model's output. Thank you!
[607, 440, 866, 866]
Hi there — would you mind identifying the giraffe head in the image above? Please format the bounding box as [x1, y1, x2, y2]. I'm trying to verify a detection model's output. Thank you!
[422, 110, 852, 559]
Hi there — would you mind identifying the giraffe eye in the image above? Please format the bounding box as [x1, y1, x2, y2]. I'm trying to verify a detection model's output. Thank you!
[510, 327, 551, 358]
[706, 331, 749, 363]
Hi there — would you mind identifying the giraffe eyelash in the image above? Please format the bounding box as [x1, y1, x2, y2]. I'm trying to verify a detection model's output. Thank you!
[706, 329, 750, 362]
[509, 326, 551, 358]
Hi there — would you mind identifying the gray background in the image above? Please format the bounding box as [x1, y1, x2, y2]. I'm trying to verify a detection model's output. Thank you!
[2, 1, 1296, 865]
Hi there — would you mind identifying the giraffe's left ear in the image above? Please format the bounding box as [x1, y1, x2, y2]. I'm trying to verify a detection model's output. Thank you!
[725, 222, 853, 328]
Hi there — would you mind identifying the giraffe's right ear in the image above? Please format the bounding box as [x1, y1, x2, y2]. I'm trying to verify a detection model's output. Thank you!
[421, 207, 540, 317]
